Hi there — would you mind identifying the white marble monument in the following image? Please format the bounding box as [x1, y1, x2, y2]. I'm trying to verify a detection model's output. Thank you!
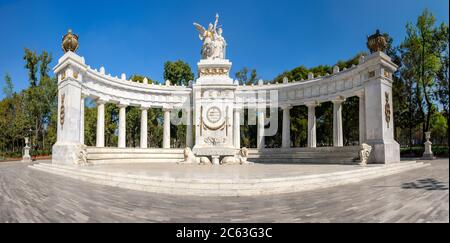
[192, 14, 236, 164]
[50, 19, 401, 167]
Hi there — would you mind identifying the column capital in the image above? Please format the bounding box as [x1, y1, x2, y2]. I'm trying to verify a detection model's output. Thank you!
[96, 98, 108, 105]
[162, 107, 173, 112]
[305, 101, 320, 108]
[139, 105, 150, 111]
[280, 104, 292, 110]
[331, 96, 346, 104]
[117, 103, 128, 108]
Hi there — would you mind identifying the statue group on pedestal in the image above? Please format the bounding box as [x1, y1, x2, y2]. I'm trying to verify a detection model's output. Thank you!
[194, 14, 227, 60]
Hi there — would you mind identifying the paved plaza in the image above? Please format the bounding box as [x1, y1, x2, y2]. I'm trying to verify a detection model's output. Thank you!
[0, 159, 448, 223]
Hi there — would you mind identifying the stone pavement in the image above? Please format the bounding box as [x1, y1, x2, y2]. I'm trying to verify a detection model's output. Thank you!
[0, 159, 448, 222]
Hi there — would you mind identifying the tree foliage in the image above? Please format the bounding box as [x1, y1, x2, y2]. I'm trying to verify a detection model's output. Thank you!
[163, 60, 194, 86]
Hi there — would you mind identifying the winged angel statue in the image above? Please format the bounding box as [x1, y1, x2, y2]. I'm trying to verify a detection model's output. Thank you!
[193, 14, 227, 60]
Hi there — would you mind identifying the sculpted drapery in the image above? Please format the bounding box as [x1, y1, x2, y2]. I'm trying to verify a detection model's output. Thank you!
[193, 14, 227, 60]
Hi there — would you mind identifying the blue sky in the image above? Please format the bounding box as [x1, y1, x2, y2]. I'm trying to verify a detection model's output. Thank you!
[0, 0, 448, 98]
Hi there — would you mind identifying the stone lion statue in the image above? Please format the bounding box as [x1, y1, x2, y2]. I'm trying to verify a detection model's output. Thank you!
[359, 143, 372, 166]
[220, 147, 251, 165]
[180, 147, 211, 165]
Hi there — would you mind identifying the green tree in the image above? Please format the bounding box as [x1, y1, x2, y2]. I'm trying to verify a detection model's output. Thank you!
[235, 67, 259, 85]
[163, 60, 194, 86]
[401, 9, 446, 141]
[23, 48, 39, 87]
[130, 74, 157, 84]
[430, 112, 448, 144]
[39, 51, 52, 79]
[435, 23, 449, 121]
[3, 73, 14, 98]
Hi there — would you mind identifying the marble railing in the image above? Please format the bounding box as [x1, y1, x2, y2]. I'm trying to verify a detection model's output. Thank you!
[54, 52, 192, 109]
[54, 51, 395, 109]
[236, 51, 396, 107]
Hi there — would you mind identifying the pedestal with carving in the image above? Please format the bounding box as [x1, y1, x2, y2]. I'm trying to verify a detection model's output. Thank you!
[192, 59, 237, 161]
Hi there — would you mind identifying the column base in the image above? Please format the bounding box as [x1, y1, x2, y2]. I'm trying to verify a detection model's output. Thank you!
[367, 139, 400, 164]
[52, 142, 87, 166]
[21, 156, 32, 163]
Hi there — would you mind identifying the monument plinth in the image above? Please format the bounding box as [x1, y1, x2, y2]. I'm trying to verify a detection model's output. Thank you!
[196, 59, 233, 85]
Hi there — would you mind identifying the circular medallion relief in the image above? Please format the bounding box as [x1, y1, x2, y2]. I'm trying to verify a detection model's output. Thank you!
[206, 106, 222, 123]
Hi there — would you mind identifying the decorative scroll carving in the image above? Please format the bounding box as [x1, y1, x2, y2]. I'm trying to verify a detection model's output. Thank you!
[203, 120, 226, 131]
[199, 67, 229, 76]
[60, 94, 65, 128]
[385, 92, 391, 128]
[204, 137, 225, 146]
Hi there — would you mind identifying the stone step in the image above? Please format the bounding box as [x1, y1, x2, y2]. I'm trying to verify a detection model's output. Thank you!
[29, 161, 428, 197]
[248, 152, 358, 158]
[85, 147, 185, 165]
[87, 153, 184, 160]
[250, 158, 357, 164]
[86, 147, 184, 154]
[88, 158, 184, 164]
[248, 146, 361, 153]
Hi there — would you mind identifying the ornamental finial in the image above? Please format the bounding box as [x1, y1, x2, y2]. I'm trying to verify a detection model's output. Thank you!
[366, 29, 387, 53]
[62, 29, 79, 53]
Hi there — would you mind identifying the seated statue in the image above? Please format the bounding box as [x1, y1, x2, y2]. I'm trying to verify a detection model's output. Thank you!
[180, 147, 212, 165]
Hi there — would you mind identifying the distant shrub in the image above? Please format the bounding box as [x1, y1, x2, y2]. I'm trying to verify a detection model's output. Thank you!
[401, 145, 448, 157]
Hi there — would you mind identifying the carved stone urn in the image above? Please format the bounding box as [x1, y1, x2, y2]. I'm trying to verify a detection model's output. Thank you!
[367, 29, 387, 53]
[62, 29, 79, 53]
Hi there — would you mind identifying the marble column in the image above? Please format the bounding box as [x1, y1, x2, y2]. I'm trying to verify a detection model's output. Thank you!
[118, 104, 127, 148]
[281, 106, 291, 148]
[79, 95, 85, 145]
[332, 97, 345, 147]
[186, 108, 193, 148]
[233, 108, 241, 149]
[257, 109, 265, 149]
[163, 108, 171, 148]
[96, 100, 106, 147]
[306, 102, 318, 148]
[357, 92, 366, 144]
[140, 107, 148, 149]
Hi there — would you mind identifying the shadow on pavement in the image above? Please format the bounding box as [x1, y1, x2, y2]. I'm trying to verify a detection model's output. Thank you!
[402, 178, 449, 191]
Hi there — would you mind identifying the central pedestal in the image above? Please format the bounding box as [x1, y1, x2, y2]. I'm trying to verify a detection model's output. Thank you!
[192, 58, 237, 161]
